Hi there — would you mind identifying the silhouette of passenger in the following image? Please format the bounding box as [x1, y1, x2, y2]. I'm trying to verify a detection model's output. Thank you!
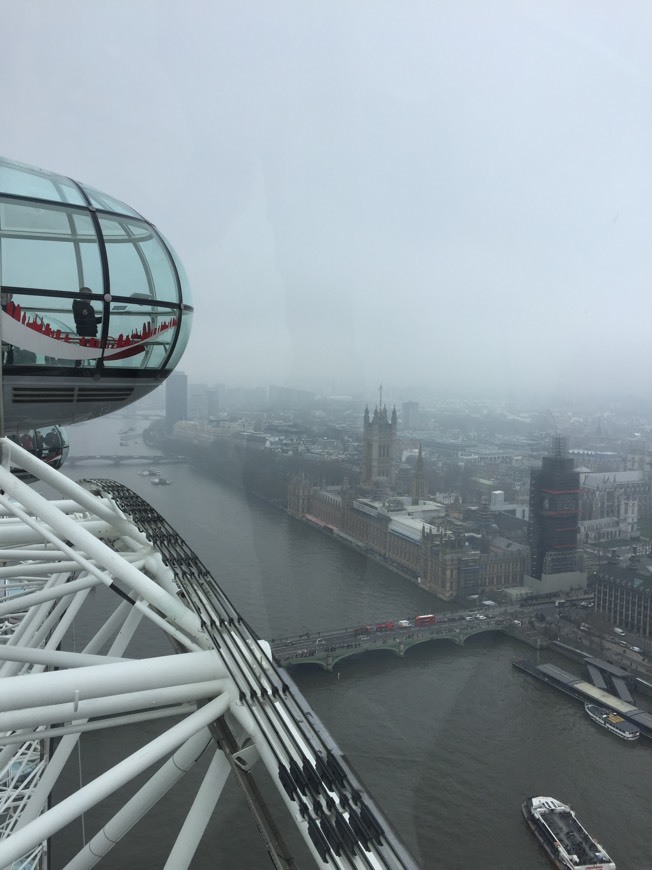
[72, 287, 102, 338]
[20, 432, 34, 453]
[44, 427, 62, 461]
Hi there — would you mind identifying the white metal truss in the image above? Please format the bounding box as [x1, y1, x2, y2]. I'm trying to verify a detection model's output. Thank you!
[0, 439, 418, 870]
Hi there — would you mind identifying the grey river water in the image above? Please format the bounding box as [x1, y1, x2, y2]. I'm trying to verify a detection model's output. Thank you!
[50, 419, 652, 869]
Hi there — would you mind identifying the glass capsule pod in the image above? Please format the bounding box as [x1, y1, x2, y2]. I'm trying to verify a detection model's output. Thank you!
[0, 157, 192, 429]
[5, 424, 69, 480]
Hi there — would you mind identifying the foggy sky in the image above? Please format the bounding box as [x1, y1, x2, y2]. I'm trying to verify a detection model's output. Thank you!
[2, 1, 652, 403]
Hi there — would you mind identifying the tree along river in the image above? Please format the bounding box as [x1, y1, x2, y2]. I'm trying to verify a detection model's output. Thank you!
[50, 420, 652, 869]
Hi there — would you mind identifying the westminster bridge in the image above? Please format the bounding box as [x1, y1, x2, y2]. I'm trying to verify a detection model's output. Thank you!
[66, 453, 186, 465]
[270, 607, 554, 671]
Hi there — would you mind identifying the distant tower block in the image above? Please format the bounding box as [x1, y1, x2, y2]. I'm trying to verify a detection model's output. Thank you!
[166, 372, 188, 432]
[362, 404, 397, 486]
[402, 401, 419, 431]
[410, 444, 426, 502]
[528, 434, 580, 580]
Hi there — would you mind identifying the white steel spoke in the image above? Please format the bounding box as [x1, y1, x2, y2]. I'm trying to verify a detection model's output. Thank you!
[0, 440, 418, 870]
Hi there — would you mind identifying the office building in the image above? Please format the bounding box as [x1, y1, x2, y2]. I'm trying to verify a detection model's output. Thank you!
[526, 435, 584, 592]
[165, 371, 188, 432]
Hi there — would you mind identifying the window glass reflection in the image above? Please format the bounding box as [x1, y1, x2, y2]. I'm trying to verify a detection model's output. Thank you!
[166, 309, 192, 369]
[82, 186, 143, 218]
[102, 300, 179, 370]
[0, 161, 85, 205]
[100, 217, 179, 304]
[0, 200, 102, 292]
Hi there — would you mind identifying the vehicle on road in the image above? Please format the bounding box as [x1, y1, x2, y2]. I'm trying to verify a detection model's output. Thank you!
[614, 627, 625, 636]
[414, 614, 437, 627]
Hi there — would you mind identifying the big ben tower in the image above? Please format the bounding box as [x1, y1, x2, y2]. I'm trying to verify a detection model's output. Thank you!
[528, 434, 580, 580]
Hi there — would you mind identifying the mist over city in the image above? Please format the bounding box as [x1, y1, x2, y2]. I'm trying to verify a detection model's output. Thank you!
[3, 4, 652, 868]
[4, 2, 652, 400]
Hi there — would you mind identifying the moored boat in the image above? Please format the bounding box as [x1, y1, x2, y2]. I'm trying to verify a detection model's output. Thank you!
[584, 703, 639, 741]
[522, 796, 615, 870]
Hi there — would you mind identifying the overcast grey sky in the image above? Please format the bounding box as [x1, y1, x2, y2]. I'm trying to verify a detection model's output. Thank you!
[3, 1, 652, 402]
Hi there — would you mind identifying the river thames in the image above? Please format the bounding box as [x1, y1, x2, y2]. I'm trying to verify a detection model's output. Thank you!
[50, 418, 652, 869]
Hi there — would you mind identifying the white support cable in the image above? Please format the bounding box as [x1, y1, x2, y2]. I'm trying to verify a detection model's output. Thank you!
[62, 729, 215, 870]
[81, 599, 132, 655]
[0, 440, 141, 539]
[129, 597, 205, 653]
[25, 586, 94, 676]
[0, 547, 88, 560]
[7, 607, 207, 834]
[0, 736, 38, 781]
[0, 574, 103, 617]
[1, 585, 91, 679]
[0, 679, 229, 732]
[0, 650, 228, 711]
[0, 499, 100, 520]
[163, 746, 232, 870]
[0, 694, 232, 868]
[0, 517, 114, 547]
[0, 579, 75, 677]
[0, 572, 138, 833]
[0, 470, 209, 650]
[20, 591, 152, 827]
[0, 644, 131, 670]
[0, 492, 203, 654]
[0, 552, 145, 579]
[0, 448, 416, 870]
[1, 571, 67, 653]
[17, 733, 80, 832]
[104, 596, 144, 656]
[0, 703, 200, 745]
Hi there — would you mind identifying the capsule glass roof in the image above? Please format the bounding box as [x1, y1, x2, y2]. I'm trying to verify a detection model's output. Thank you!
[0, 156, 191, 374]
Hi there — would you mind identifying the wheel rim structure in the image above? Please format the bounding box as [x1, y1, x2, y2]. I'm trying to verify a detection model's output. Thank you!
[0, 438, 418, 870]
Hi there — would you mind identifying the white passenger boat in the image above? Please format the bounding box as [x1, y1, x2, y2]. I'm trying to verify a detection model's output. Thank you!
[522, 796, 616, 869]
[584, 703, 639, 741]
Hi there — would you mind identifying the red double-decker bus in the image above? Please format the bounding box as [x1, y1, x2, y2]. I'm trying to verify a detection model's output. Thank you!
[415, 614, 437, 627]
[375, 621, 395, 632]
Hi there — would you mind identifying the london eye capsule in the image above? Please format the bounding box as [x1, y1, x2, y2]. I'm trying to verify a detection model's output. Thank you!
[0, 157, 192, 429]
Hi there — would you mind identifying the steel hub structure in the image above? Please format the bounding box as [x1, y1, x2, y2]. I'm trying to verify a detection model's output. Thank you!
[0, 438, 417, 870]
